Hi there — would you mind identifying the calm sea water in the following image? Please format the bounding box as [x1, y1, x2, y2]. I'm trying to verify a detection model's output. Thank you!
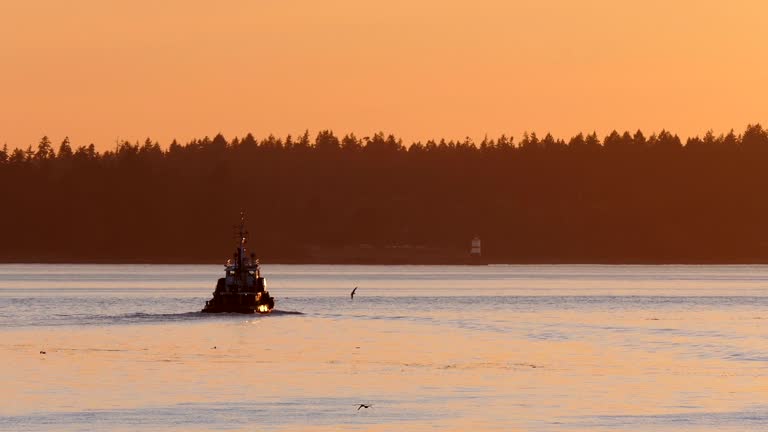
[2, 264, 768, 431]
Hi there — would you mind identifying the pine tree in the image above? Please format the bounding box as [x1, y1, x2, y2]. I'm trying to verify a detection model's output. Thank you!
[58, 137, 73, 159]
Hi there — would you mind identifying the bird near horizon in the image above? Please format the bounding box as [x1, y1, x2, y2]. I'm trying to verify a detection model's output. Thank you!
[351, 286, 357, 300]
[357, 404, 372, 410]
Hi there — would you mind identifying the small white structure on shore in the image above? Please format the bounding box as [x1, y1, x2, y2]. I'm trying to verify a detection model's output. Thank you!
[470, 236, 481, 256]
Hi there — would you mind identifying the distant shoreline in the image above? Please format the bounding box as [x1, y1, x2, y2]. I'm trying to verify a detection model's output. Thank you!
[6, 244, 768, 265]
[2, 257, 768, 265]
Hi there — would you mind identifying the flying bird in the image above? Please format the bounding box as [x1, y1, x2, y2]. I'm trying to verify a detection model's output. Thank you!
[357, 404, 372, 410]
[350, 286, 358, 300]
[39, 351, 46, 355]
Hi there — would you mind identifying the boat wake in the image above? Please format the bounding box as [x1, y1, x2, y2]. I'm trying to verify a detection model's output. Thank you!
[111, 311, 206, 324]
[126, 309, 302, 321]
[270, 309, 304, 316]
[3, 308, 306, 327]
[113, 309, 304, 323]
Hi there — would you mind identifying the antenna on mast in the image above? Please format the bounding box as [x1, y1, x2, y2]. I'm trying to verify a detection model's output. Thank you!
[239, 210, 249, 244]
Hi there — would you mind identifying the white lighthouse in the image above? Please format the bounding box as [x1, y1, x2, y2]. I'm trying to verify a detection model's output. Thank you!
[470, 236, 481, 256]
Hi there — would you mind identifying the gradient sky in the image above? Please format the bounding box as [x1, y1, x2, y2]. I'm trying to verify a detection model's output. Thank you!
[1, 0, 767, 150]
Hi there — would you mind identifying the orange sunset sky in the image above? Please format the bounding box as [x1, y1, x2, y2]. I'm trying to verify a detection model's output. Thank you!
[1, 0, 766, 150]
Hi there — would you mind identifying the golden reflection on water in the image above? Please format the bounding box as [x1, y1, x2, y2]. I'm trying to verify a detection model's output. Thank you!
[2, 307, 768, 431]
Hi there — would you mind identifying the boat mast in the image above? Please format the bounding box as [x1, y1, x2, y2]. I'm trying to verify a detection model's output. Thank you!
[238, 210, 247, 270]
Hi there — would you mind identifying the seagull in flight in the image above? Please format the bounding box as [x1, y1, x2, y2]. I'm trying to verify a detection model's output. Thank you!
[357, 404, 372, 410]
[350, 286, 358, 300]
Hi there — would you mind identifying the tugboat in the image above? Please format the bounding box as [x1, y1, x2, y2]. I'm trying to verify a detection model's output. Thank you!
[202, 212, 275, 314]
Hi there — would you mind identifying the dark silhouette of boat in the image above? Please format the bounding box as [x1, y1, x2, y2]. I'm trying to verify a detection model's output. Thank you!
[202, 212, 275, 314]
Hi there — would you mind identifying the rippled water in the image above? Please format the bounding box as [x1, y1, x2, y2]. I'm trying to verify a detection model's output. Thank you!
[2, 264, 768, 431]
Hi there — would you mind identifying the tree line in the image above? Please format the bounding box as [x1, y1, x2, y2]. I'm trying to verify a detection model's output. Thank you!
[2, 125, 768, 263]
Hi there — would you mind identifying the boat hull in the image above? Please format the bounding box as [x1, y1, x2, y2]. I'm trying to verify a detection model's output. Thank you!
[202, 288, 275, 314]
[201, 305, 271, 314]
